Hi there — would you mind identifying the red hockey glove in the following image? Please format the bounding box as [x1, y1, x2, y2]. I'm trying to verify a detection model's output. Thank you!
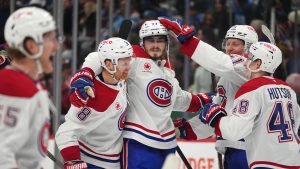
[173, 118, 197, 140]
[64, 160, 88, 169]
[69, 69, 95, 107]
[198, 93, 214, 107]
[158, 16, 195, 44]
[199, 103, 227, 128]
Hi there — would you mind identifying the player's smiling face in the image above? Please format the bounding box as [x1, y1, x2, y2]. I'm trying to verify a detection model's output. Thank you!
[115, 56, 132, 80]
[225, 38, 244, 55]
[143, 35, 167, 60]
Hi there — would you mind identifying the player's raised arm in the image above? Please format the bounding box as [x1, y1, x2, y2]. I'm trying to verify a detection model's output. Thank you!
[158, 16, 258, 86]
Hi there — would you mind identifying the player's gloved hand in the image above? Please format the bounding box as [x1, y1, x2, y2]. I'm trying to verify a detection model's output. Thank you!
[173, 118, 196, 140]
[64, 160, 88, 169]
[197, 93, 214, 107]
[199, 103, 227, 128]
[158, 16, 195, 44]
[69, 69, 95, 107]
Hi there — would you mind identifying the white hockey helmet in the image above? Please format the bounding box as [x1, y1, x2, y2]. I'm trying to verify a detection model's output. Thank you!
[98, 37, 133, 74]
[4, 7, 56, 59]
[139, 20, 169, 43]
[249, 42, 282, 74]
[223, 25, 258, 52]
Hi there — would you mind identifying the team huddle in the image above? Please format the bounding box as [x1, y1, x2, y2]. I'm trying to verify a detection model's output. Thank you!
[0, 6, 299, 169]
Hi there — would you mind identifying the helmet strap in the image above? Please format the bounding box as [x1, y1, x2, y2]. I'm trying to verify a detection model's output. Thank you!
[19, 38, 44, 60]
[35, 59, 43, 75]
[246, 60, 261, 73]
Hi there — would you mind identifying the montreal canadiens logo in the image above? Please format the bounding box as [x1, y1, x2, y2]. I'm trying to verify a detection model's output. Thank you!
[147, 79, 173, 107]
[0, 55, 5, 65]
[38, 121, 50, 156]
[118, 109, 126, 130]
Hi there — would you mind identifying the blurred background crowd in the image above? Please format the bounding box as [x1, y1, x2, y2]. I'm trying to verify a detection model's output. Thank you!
[0, 0, 299, 118]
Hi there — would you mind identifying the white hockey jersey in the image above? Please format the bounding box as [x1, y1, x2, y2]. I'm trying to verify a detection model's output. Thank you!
[218, 76, 300, 169]
[0, 67, 50, 169]
[83, 45, 207, 150]
[180, 37, 249, 150]
[55, 76, 127, 169]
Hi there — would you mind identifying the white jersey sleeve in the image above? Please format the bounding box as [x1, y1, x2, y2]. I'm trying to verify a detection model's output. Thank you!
[219, 83, 261, 141]
[56, 105, 106, 149]
[172, 79, 193, 112]
[189, 116, 215, 139]
[180, 37, 248, 86]
[82, 52, 102, 75]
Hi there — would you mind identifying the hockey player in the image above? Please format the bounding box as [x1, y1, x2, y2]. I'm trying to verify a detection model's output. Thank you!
[0, 7, 58, 169]
[0, 44, 10, 69]
[55, 37, 133, 169]
[199, 42, 300, 169]
[158, 17, 258, 168]
[68, 20, 211, 169]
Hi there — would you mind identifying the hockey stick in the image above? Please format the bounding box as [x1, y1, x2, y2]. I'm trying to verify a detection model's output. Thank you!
[176, 146, 192, 169]
[210, 70, 223, 169]
[47, 150, 64, 168]
[118, 19, 132, 40]
[47, 97, 64, 168]
[261, 25, 276, 45]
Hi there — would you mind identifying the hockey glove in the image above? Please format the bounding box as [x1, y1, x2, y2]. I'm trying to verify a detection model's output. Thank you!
[64, 160, 88, 169]
[158, 16, 195, 44]
[69, 69, 95, 107]
[197, 93, 214, 107]
[199, 103, 227, 128]
[173, 118, 196, 140]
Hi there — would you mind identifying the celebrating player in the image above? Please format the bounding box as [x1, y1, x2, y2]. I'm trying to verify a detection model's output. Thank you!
[0, 7, 58, 169]
[0, 44, 10, 69]
[55, 37, 133, 169]
[68, 20, 211, 169]
[199, 42, 300, 169]
[158, 17, 258, 168]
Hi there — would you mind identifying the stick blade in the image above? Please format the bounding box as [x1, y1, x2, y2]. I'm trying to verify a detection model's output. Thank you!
[118, 19, 132, 40]
[261, 25, 276, 45]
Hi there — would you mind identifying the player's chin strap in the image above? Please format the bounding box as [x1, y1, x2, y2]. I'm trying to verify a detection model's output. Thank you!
[102, 60, 120, 83]
[166, 35, 171, 69]
[246, 61, 262, 73]
[20, 41, 45, 75]
[35, 59, 43, 74]
[110, 73, 122, 84]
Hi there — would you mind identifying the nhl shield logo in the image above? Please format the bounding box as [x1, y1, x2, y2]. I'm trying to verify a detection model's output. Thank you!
[147, 79, 173, 107]
[118, 109, 126, 130]
[38, 121, 50, 156]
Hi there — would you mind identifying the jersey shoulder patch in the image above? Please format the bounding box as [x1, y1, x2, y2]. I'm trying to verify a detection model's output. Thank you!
[235, 77, 289, 99]
[86, 79, 119, 112]
[0, 69, 38, 97]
